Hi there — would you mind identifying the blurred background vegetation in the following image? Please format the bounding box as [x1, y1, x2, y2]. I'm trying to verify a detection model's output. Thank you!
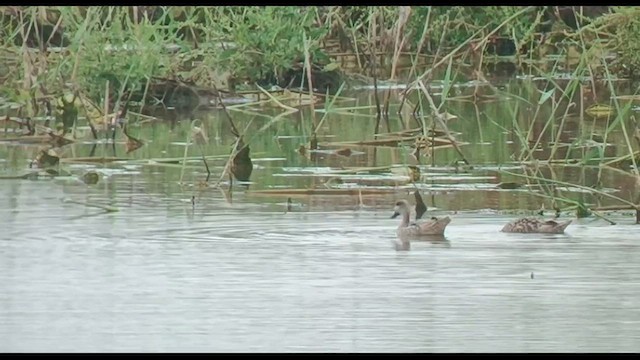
[0, 6, 639, 110]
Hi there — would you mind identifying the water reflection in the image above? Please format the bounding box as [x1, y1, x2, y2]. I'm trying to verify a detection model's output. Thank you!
[392, 237, 410, 251]
[231, 137, 253, 183]
[393, 235, 451, 251]
[415, 234, 451, 247]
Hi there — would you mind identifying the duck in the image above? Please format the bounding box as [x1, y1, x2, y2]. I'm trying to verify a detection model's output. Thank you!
[391, 199, 451, 237]
[501, 218, 572, 234]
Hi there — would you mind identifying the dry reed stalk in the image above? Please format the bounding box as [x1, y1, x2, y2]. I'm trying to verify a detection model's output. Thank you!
[368, 9, 382, 136]
[418, 81, 470, 164]
[389, 6, 411, 82]
[405, 7, 535, 96]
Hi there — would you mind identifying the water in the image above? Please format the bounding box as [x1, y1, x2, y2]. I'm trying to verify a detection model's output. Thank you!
[1, 178, 639, 352]
[2, 78, 640, 352]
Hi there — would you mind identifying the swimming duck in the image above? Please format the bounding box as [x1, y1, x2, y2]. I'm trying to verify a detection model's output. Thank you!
[391, 200, 451, 237]
[501, 218, 572, 234]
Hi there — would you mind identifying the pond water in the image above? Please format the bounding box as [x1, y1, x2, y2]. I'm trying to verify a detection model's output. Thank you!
[1, 179, 639, 352]
[1, 83, 640, 352]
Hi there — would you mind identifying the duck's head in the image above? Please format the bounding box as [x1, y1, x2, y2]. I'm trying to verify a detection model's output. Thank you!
[391, 200, 410, 219]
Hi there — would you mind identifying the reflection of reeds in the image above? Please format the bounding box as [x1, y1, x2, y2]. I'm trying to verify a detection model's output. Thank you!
[489, 19, 640, 218]
[62, 198, 119, 213]
[417, 81, 470, 165]
[123, 124, 144, 154]
[501, 167, 639, 223]
[404, 7, 535, 100]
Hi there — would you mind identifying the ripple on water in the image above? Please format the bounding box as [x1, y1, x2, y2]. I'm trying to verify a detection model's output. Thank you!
[1, 179, 640, 352]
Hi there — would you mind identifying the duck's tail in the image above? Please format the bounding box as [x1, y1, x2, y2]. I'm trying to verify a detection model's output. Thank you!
[552, 220, 572, 233]
[419, 216, 451, 235]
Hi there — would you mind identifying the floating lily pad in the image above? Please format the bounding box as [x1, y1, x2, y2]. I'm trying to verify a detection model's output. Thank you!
[82, 171, 100, 185]
[585, 104, 615, 119]
[248, 188, 398, 196]
[61, 157, 128, 164]
[496, 182, 523, 189]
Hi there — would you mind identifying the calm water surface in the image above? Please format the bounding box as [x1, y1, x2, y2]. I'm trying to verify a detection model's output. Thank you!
[1, 176, 639, 352]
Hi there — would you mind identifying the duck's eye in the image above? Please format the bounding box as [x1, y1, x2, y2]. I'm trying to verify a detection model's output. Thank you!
[395, 201, 403, 206]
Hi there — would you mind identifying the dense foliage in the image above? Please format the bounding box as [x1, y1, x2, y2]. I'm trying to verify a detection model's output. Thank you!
[0, 6, 639, 110]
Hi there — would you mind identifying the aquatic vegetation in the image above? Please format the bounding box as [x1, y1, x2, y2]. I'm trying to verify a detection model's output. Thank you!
[1, 6, 639, 224]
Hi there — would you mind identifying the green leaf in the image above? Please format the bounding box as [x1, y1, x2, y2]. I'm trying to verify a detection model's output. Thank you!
[538, 89, 555, 105]
[219, 48, 237, 61]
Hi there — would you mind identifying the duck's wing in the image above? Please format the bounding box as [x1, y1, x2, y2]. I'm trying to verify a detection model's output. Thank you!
[502, 218, 541, 233]
[543, 219, 561, 226]
[503, 217, 571, 233]
[416, 216, 451, 235]
[407, 222, 422, 231]
[541, 219, 572, 233]
[401, 221, 425, 236]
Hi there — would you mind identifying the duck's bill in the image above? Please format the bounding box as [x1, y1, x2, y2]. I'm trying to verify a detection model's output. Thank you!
[390, 211, 400, 219]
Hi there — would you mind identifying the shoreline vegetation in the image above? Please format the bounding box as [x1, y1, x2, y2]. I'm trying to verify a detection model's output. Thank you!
[1, 6, 639, 222]
[1, 7, 638, 106]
